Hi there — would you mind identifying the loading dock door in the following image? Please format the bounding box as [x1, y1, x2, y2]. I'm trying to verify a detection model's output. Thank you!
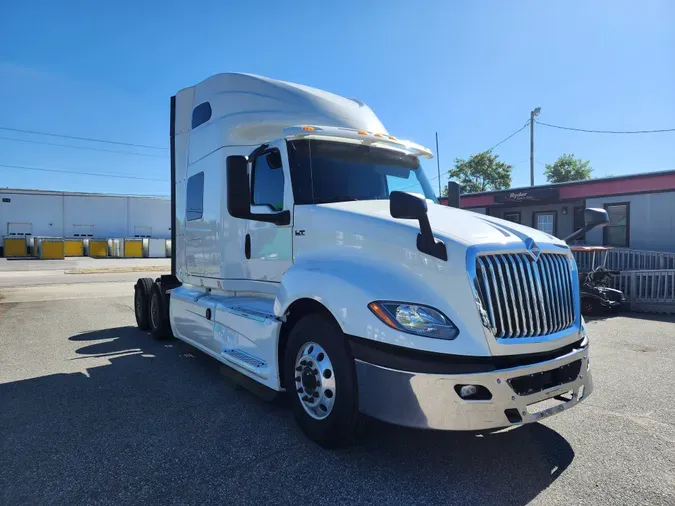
[72, 225, 94, 237]
[134, 226, 152, 238]
[7, 222, 32, 236]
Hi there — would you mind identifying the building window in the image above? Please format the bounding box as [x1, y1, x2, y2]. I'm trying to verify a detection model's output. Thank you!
[604, 203, 629, 247]
[191, 102, 212, 129]
[533, 211, 556, 236]
[503, 212, 521, 224]
[186, 172, 204, 221]
[252, 149, 284, 211]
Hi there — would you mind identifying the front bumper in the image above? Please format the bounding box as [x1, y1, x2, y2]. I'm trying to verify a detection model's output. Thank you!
[355, 344, 592, 431]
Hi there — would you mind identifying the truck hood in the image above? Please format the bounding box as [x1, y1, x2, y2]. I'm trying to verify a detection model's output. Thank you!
[318, 200, 568, 248]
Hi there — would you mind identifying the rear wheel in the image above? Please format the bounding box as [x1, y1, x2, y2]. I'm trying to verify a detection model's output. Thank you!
[149, 282, 172, 340]
[134, 278, 153, 330]
[284, 313, 362, 448]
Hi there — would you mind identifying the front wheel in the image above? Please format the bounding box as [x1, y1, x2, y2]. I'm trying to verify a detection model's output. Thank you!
[284, 313, 362, 448]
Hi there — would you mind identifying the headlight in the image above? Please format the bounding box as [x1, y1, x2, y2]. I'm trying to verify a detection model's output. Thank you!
[368, 301, 459, 340]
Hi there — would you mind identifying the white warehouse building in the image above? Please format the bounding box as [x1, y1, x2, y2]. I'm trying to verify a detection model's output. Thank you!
[0, 188, 170, 255]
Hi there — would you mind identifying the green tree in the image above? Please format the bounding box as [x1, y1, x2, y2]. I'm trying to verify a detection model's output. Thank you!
[544, 154, 593, 183]
[444, 151, 512, 195]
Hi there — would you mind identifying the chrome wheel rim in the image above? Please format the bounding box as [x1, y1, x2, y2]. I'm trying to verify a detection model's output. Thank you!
[294, 342, 336, 420]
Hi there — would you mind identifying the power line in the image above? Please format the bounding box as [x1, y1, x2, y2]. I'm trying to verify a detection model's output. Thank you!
[0, 126, 167, 150]
[401, 121, 531, 192]
[487, 121, 530, 151]
[535, 120, 675, 134]
[0, 135, 168, 158]
[0, 163, 167, 182]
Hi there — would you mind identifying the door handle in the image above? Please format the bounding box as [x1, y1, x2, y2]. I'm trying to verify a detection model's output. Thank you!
[245, 234, 251, 259]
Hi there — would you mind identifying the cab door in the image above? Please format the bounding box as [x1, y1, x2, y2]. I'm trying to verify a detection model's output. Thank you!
[246, 140, 294, 282]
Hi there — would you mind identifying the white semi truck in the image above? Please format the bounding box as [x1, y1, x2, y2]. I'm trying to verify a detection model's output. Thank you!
[134, 73, 608, 448]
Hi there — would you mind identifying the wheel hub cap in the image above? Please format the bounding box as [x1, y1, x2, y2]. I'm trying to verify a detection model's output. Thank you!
[294, 342, 336, 420]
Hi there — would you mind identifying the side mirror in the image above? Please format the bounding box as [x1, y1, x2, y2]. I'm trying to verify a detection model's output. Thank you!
[563, 207, 609, 244]
[226, 155, 251, 220]
[584, 208, 609, 229]
[446, 181, 461, 208]
[390, 191, 446, 261]
[226, 155, 291, 226]
[390, 190, 428, 219]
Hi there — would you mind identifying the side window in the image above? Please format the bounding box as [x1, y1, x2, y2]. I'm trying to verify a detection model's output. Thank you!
[533, 211, 556, 235]
[603, 203, 629, 247]
[503, 212, 521, 224]
[251, 150, 284, 211]
[191, 102, 212, 129]
[186, 172, 204, 221]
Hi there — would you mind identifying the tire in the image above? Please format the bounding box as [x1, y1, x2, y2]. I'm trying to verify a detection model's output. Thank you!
[284, 313, 362, 448]
[134, 278, 153, 330]
[149, 282, 172, 340]
[581, 297, 600, 316]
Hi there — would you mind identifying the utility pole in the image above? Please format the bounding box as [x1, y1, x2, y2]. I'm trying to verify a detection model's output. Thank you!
[530, 107, 541, 186]
[435, 132, 442, 197]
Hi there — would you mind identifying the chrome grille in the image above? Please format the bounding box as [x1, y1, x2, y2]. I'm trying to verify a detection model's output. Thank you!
[475, 253, 576, 339]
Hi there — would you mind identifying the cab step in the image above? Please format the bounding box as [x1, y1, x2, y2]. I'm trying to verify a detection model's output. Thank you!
[220, 348, 269, 379]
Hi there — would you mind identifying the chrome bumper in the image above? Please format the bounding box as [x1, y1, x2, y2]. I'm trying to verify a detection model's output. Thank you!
[355, 345, 592, 431]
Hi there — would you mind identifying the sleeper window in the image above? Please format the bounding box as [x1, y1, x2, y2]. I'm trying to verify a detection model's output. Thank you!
[186, 172, 204, 221]
[191, 102, 212, 129]
[252, 150, 284, 211]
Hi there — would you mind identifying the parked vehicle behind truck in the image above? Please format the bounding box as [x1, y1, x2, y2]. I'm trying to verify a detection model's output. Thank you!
[134, 73, 609, 447]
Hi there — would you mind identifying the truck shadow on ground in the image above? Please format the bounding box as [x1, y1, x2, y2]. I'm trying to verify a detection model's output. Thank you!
[1, 326, 574, 505]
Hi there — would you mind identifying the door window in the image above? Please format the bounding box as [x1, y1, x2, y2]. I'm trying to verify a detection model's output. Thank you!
[603, 203, 629, 247]
[252, 150, 285, 211]
[534, 212, 555, 235]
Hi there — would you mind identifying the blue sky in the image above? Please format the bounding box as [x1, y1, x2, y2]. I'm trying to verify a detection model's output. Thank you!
[1, 0, 673, 196]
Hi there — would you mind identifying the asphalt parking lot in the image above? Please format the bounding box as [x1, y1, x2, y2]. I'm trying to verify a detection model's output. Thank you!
[1, 281, 674, 505]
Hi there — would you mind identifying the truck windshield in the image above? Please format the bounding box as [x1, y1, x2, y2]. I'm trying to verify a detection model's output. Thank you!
[287, 139, 438, 205]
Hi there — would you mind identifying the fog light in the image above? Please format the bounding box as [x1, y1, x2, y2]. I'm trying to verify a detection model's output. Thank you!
[455, 384, 493, 400]
[578, 385, 585, 400]
[459, 385, 478, 398]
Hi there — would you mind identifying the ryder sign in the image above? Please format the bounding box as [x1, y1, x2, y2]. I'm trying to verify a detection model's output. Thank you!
[494, 187, 560, 204]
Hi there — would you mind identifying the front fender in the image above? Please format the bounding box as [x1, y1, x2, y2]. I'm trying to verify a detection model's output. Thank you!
[275, 256, 492, 356]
